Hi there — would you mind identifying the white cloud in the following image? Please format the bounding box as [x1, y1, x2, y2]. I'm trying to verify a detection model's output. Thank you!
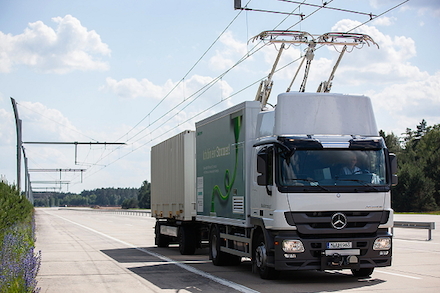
[371, 71, 440, 127]
[102, 74, 233, 102]
[0, 15, 110, 74]
[329, 19, 422, 86]
[0, 108, 14, 144]
[18, 101, 81, 142]
[372, 16, 396, 26]
[209, 31, 250, 71]
[370, 0, 440, 17]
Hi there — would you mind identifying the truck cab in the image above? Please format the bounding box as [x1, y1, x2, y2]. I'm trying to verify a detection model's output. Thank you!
[250, 92, 396, 278]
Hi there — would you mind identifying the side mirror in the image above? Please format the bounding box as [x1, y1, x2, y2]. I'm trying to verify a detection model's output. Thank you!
[389, 153, 398, 186]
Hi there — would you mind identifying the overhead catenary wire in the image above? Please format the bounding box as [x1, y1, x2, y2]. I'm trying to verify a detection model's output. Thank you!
[69, 0, 410, 187]
[113, 0, 309, 146]
[346, 0, 410, 33]
[78, 0, 404, 184]
[23, 1, 257, 188]
[114, 0, 255, 143]
[83, 39, 269, 172]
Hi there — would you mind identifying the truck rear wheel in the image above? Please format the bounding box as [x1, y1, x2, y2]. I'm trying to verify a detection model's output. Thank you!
[254, 234, 278, 279]
[351, 267, 374, 278]
[179, 226, 196, 255]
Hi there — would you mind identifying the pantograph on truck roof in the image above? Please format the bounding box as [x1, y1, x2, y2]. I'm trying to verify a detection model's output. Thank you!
[251, 30, 379, 107]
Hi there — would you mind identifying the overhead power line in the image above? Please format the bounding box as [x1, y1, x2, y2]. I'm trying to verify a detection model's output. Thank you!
[346, 0, 410, 33]
[75, 0, 410, 186]
[115, 0, 254, 143]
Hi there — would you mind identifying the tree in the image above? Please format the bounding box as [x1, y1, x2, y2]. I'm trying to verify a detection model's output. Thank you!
[121, 197, 138, 209]
[417, 124, 440, 207]
[391, 120, 440, 212]
[379, 130, 401, 154]
[138, 180, 151, 209]
[392, 163, 437, 212]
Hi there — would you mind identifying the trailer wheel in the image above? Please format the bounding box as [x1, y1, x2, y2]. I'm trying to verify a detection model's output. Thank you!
[179, 226, 196, 255]
[254, 234, 278, 279]
[155, 223, 171, 248]
[351, 267, 374, 278]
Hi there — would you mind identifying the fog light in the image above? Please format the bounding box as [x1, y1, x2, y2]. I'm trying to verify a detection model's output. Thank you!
[373, 237, 391, 250]
[282, 240, 305, 253]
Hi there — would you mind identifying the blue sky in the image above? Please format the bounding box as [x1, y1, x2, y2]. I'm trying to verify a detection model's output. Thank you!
[1, 0, 439, 193]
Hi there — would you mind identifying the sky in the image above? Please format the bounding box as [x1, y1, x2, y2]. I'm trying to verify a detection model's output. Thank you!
[1, 0, 439, 193]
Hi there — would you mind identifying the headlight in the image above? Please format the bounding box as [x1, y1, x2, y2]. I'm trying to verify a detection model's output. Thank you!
[373, 237, 391, 250]
[282, 240, 305, 253]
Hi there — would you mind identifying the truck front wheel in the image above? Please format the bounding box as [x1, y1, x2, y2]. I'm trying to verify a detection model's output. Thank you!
[209, 225, 227, 265]
[209, 225, 241, 266]
[254, 234, 278, 279]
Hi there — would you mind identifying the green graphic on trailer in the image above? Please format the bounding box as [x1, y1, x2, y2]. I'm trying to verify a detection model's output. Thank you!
[210, 115, 242, 213]
[197, 112, 244, 219]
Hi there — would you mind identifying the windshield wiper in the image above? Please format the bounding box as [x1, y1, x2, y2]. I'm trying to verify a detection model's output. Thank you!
[335, 178, 380, 191]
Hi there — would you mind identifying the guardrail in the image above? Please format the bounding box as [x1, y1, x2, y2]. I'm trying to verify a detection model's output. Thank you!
[61, 208, 151, 217]
[392, 221, 436, 241]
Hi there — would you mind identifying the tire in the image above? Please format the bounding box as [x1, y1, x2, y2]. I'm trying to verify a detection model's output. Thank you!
[179, 226, 196, 255]
[254, 234, 278, 279]
[351, 267, 374, 278]
[209, 225, 228, 266]
[155, 223, 170, 248]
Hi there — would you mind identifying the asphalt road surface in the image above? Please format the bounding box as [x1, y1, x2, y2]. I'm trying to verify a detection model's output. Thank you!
[35, 208, 440, 292]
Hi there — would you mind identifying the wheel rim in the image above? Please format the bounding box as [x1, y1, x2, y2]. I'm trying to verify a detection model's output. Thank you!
[255, 242, 267, 269]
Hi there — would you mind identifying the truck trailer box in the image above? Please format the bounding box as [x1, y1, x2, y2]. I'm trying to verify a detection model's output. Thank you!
[195, 101, 261, 227]
[151, 130, 196, 221]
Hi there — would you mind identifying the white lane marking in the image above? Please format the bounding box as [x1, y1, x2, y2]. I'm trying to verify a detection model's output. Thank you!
[44, 210, 260, 293]
[375, 270, 422, 280]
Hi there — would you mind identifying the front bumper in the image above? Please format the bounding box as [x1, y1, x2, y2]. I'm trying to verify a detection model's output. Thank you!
[271, 231, 392, 271]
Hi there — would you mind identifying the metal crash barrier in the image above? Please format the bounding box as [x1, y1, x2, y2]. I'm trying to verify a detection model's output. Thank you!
[61, 208, 151, 217]
[392, 221, 436, 241]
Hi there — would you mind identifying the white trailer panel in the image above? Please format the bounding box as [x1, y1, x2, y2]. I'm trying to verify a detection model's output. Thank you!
[151, 130, 196, 221]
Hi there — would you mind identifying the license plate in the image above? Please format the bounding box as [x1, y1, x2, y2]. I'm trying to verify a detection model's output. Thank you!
[326, 242, 352, 249]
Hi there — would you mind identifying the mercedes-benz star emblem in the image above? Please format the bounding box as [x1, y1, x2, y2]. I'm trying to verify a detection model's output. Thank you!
[331, 212, 347, 230]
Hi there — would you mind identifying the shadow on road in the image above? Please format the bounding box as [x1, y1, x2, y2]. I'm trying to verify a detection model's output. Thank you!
[101, 247, 236, 292]
[101, 247, 386, 293]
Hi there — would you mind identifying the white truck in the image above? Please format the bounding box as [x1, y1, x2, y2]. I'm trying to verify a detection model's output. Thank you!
[151, 31, 397, 279]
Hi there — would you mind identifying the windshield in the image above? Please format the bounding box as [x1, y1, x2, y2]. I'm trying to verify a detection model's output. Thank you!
[278, 149, 388, 191]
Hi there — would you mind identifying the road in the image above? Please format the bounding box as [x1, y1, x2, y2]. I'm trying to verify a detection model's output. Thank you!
[35, 208, 440, 293]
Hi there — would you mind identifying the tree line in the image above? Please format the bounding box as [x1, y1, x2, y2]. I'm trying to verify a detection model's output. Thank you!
[381, 120, 440, 212]
[33, 180, 151, 209]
